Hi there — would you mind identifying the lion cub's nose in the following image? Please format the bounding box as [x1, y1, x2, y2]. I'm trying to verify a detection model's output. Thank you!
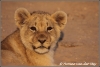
[38, 40, 46, 44]
[38, 34, 47, 44]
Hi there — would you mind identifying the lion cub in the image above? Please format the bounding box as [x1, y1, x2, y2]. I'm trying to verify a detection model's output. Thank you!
[1, 8, 67, 66]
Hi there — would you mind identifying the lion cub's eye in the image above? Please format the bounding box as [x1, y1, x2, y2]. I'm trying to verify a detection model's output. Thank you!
[47, 27, 53, 31]
[30, 27, 36, 31]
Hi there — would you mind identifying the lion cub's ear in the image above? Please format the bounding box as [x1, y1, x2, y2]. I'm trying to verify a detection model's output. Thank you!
[52, 11, 67, 30]
[14, 8, 30, 28]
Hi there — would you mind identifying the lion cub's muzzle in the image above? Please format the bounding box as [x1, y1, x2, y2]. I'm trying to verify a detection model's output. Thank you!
[32, 32, 51, 54]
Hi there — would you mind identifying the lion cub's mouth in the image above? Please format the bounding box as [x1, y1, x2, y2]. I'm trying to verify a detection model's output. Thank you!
[32, 45, 51, 54]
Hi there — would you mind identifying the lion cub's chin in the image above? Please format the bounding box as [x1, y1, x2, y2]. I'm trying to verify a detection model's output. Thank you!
[34, 48, 49, 54]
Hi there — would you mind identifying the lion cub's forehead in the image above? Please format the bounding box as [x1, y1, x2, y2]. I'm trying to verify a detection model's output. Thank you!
[29, 13, 54, 27]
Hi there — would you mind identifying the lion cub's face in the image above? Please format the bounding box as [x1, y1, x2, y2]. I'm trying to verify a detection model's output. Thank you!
[15, 8, 67, 54]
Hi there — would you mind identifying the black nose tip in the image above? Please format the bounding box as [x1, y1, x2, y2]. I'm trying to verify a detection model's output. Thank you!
[38, 40, 46, 44]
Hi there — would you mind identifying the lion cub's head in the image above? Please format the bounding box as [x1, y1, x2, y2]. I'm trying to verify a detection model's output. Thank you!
[14, 8, 67, 54]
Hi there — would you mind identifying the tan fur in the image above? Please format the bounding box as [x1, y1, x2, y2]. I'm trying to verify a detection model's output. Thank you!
[1, 8, 67, 66]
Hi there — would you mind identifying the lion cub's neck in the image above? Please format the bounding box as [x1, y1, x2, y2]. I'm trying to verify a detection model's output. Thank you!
[26, 49, 55, 66]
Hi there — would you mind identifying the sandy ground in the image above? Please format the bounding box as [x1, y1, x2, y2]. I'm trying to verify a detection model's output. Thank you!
[1, 1, 99, 66]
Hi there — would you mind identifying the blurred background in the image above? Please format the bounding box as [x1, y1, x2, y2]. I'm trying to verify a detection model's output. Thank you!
[1, 1, 99, 66]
